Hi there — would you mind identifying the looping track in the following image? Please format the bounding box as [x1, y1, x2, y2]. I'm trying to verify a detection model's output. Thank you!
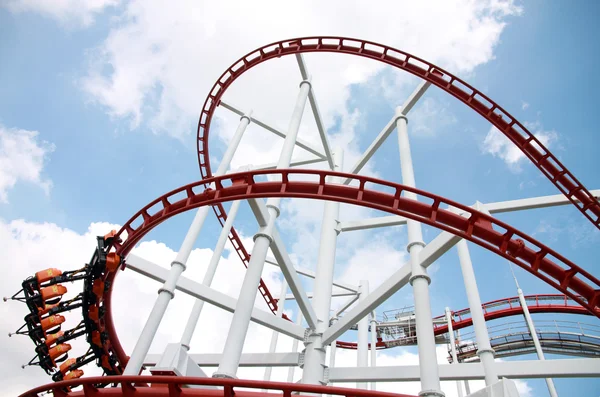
[89, 37, 599, 376]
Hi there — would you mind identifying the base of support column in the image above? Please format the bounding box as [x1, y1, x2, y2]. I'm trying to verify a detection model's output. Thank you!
[150, 343, 216, 389]
[418, 389, 445, 397]
[467, 378, 520, 397]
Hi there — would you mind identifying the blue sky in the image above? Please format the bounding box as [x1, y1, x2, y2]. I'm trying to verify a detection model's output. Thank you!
[0, 1, 599, 396]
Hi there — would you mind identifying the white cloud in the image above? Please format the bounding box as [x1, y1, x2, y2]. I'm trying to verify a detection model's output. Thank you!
[521, 101, 529, 110]
[0, 125, 55, 203]
[3, 0, 119, 27]
[481, 122, 558, 172]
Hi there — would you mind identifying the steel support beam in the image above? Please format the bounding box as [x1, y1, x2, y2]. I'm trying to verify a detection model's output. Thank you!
[247, 198, 318, 329]
[338, 189, 600, 233]
[295, 53, 335, 170]
[125, 254, 305, 340]
[327, 358, 600, 382]
[281, 290, 357, 300]
[322, 230, 461, 345]
[248, 157, 326, 171]
[265, 257, 358, 293]
[343, 81, 430, 184]
[220, 100, 326, 160]
[357, 280, 369, 389]
[145, 352, 300, 368]
[123, 110, 252, 375]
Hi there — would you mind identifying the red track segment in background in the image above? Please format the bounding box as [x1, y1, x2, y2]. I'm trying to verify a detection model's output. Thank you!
[100, 169, 600, 366]
[19, 375, 417, 397]
[336, 294, 590, 350]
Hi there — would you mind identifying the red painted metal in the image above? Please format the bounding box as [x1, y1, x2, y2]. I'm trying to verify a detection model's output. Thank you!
[96, 169, 599, 368]
[190, 37, 600, 355]
[19, 375, 416, 397]
[336, 294, 590, 349]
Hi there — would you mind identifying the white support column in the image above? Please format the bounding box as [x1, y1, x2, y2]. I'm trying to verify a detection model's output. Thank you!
[357, 280, 369, 389]
[396, 108, 443, 397]
[288, 310, 304, 383]
[180, 200, 242, 350]
[301, 148, 344, 386]
[370, 310, 377, 391]
[516, 287, 559, 397]
[264, 280, 288, 382]
[215, 79, 310, 379]
[123, 111, 252, 376]
[456, 240, 498, 386]
[445, 307, 464, 397]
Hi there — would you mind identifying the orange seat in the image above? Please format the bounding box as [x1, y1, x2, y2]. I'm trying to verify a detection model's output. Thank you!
[48, 343, 71, 361]
[45, 331, 64, 347]
[59, 358, 77, 374]
[89, 305, 100, 322]
[64, 369, 84, 380]
[40, 314, 65, 332]
[106, 252, 121, 272]
[93, 279, 105, 299]
[38, 302, 59, 316]
[35, 268, 63, 285]
[40, 284, 67, 303]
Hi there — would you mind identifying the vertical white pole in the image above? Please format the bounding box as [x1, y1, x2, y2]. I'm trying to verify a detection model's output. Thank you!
[124, 111, 252, 375]
[456, 240, 498, 386]
[215, 80, 310, 379]
[370, 310, 377, 391]
[301, 148, 344, 386]
[357, 280, 369, 389]
[180, 200, 242, 350]
[445, 307, 464, 397]
[264, 280, 288, 382]
[287, 310, 304, 383]
[329, 317, 337, 385]
[456, 328, 471, 395]
[516, 287, 558, 397]
[396, 108, 444, 397]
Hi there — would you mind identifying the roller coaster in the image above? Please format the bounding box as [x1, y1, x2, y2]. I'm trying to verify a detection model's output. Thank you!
[6, 37, 600, 397]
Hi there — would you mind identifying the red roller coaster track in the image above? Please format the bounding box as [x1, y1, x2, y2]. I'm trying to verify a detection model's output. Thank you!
[18, 376, 416, 397]
[188, 36, 600, 361]
[336, 294, 591, 349]
[100, 169, 600, 368]
[26, 37, 597, 387]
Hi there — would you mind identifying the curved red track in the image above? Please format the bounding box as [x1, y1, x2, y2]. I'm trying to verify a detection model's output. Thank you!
[337, 294, 591, 349]
[98, 169, 600, 367]
[191, 37, 600, 342]
[19, 376, 416, 397]
[87, 37, 598, 375]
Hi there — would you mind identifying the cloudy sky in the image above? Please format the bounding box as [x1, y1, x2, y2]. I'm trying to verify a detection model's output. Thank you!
[1, 0, 599, 396]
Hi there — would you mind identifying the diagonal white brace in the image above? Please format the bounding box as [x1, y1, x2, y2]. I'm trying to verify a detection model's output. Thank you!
[125, 254, 305, 340]
[220, 100, 326, 160]
[295, 53, 335, 170]
[247, 198, 319, 329]
[322, 230, 461, 345]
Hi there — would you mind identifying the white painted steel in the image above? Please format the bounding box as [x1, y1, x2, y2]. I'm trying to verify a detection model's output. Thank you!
[295, 53, 335, 170]
[125, 254, 305, 340]
[456, 240, 498, 386]
[338, 189, 600, 232]
[247, 198, 318, 328]
[302, 149, 344, 386]
[517, 286, 559, 397]
[288, 311, 304, 383]
[327, 358, 600, 382]
[323, 230, 461, 345]
[264, 280, 288, 382]
[180, 200, 242, 350]
[215, 79, 311, 379]
[145, 352, 300, 368]
[397, 108, 443, 397]
[248, 157, 326, 171]
[219, 100, 326, 159]
[357, 280, 369, 389]
[281, 290, 357, 300]
[123, 111, 252, 376]
[265, 256, 358, 292]
[445, 307, 464, 397]
[370, 310, 377, 391]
